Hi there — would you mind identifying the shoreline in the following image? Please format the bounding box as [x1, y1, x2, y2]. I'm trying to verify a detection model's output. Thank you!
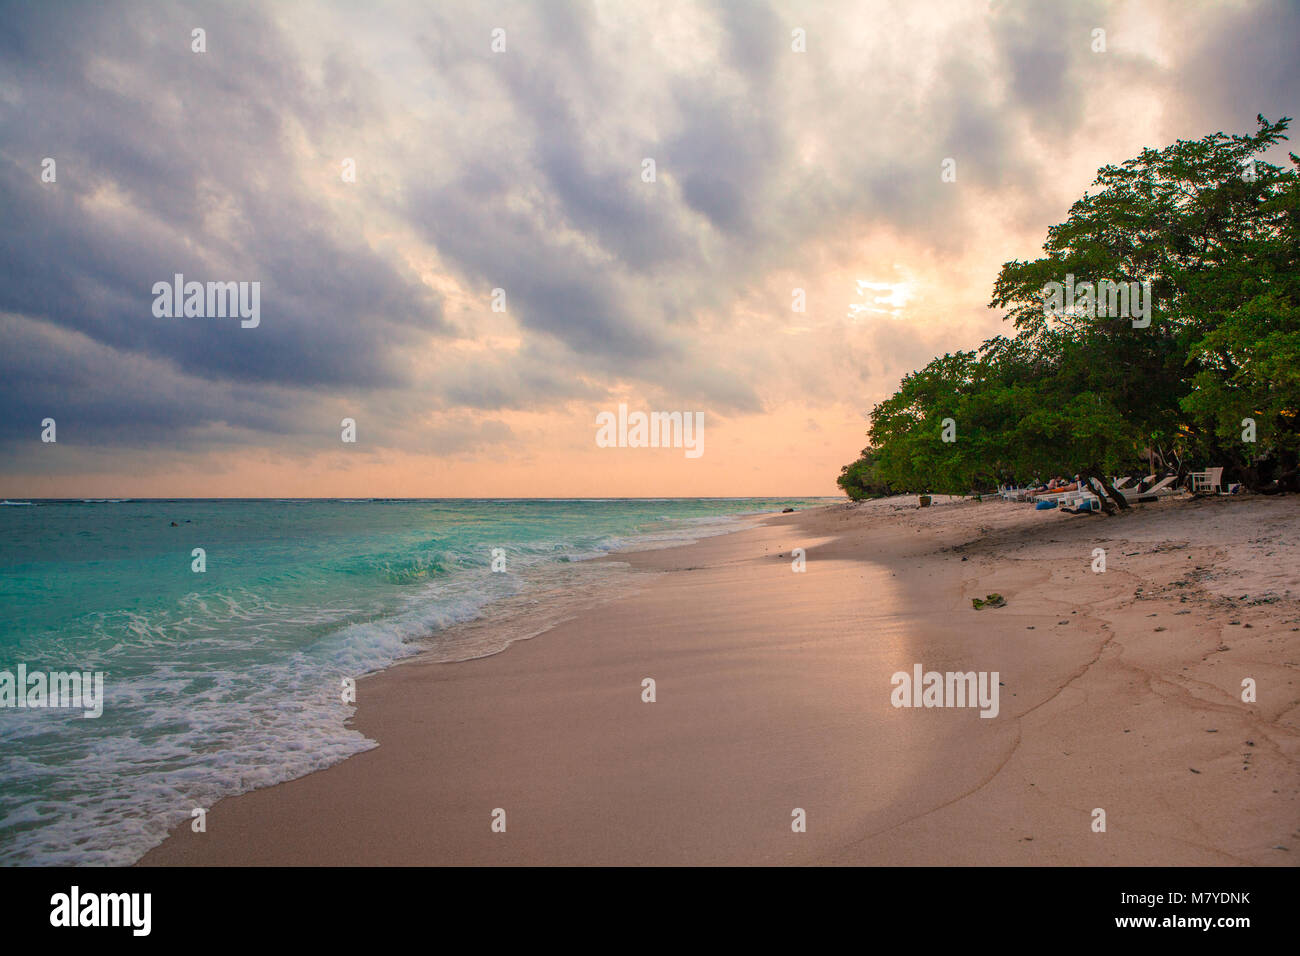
[140, 495, 1299, 865]
[370, 507, 786, 668]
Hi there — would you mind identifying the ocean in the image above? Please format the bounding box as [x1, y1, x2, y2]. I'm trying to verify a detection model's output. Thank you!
[0, 497, 825, 865]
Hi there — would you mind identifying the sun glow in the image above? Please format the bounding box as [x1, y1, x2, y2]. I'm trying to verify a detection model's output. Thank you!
[849, 279, 916, 318]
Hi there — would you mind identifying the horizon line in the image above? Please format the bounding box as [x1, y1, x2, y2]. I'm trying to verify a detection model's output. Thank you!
[1, 495, 842, 502]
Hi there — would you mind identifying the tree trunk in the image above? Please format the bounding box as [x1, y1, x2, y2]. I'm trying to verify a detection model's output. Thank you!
[1079, 469, 1115, 515]
[1085, 468, 1129, 513]
[1098, 473, 1131, 511]
[1241, 463, 1261, 492]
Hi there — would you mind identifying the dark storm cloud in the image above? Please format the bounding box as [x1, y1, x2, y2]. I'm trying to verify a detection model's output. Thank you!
[666, 89, 782, 234]
[987, 0, 1108, 133]
[0, 313, 305, 448]
[410, 176, 672, 358]
[1171, 0, 1300, 137]
[0, 0, 446, 400]
[397, 0, 790, 399]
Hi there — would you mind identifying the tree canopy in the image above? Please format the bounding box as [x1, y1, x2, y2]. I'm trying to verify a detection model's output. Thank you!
[842, 116, 1300, 507]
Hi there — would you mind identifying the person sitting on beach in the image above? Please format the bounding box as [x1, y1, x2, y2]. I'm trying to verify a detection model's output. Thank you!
[1031, 476, 1075, 496]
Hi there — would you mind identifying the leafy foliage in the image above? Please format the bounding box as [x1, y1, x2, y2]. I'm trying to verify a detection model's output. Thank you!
[836, 447, 892, 500]
[839, 116, 1300, 499]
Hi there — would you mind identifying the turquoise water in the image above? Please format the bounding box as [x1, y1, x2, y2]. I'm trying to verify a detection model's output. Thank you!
[0, 497, 824, 865]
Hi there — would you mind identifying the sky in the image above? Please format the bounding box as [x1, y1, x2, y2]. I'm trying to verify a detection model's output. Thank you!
[1, 0, 1297, 498]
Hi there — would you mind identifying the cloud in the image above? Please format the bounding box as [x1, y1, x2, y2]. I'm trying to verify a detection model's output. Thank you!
[0, 0, 447, 395]
[1167, 0, 1300, 137]
[0, 0, 1292, 490]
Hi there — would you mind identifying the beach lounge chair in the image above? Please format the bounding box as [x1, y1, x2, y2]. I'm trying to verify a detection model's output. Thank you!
[1032, 479, 1087, 505]
[1120, 475, 1180, 503]
[1059, 477, 1105, 513]
[1065, 496, 1102, 513]
[1188, 466, 1225, 495]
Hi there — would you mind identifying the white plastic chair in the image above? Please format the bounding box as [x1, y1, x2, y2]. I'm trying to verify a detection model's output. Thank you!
[1188, 467, 1224, 495]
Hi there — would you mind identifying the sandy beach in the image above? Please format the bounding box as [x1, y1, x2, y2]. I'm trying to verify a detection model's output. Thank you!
[141, 495, 1299, 866]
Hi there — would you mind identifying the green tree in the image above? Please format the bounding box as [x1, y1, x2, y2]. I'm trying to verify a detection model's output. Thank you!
[839, 115, 1300, 504]
[989, 114, 1298, 489]
[836, 447, 892, 500]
